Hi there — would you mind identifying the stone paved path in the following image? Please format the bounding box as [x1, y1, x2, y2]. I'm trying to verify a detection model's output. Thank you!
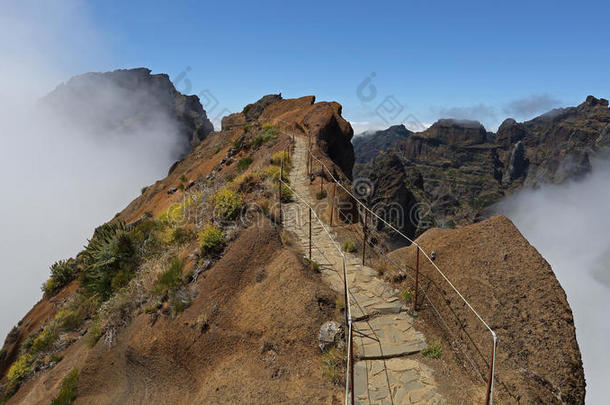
[282, 136, 445, 404]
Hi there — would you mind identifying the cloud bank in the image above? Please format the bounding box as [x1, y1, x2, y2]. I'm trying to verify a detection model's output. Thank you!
[496, 158, 610, 404]
[0, 2, 183, 340]
[503, 94, 562, 118]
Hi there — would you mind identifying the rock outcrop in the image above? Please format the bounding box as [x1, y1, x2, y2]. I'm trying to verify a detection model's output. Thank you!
[353, 124, 411, 164]
[41, 68, 214, 157]
[354, 152, 417, 248]
[388, 216, 585, 404]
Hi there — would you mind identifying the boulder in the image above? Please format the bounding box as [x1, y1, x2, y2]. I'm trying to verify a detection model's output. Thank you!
[318, 321, 344, 352]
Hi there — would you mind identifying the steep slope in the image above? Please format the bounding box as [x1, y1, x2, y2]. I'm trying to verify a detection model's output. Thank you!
[0, 94, 354, 404]
[354, 96, 610, 236]
[40, 68, 214, 158]
[387, 216, 585, 404]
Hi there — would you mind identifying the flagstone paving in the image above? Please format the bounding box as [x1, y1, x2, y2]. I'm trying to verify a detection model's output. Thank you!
[281, 136, 446, 404]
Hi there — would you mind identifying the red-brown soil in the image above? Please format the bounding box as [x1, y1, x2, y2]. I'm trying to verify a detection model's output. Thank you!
[387, 215, 585, 404]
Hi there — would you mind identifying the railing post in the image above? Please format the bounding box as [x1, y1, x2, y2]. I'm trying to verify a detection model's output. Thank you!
[485, 333, 497, 405]
[343, 257, 348, 327]
[349, 320, 354, 405]
[307, 135, 312, 175]
[414, 246, 419, 311]
[309, 206, 312, 261]
[330, 183, 336, 226]
[362, 209, 368, 266]
[279, 154, 284, 225]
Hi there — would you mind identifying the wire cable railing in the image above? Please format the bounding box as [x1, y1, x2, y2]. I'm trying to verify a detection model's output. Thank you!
[277, 151, 355, 405]
[270, 119, 497, 403]
[307, 145, 498, 405]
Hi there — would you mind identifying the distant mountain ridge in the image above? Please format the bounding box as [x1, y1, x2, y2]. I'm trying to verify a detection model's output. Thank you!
[353, 95, 610, 239]
[352, 124, 412, 163]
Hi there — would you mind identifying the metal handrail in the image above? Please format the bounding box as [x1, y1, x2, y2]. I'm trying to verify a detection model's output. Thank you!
[272, 119, 496, 403]
[278, 173, 354, 405]
[307, 149, 498, 404]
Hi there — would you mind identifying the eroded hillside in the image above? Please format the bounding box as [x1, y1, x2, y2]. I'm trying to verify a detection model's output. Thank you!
[0, 94, 354, 404]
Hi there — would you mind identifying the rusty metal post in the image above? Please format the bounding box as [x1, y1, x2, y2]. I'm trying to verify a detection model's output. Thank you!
[330, 183, 336, 226]
[307, 135, 312, 175]
[309, 206, 312, 261]
[279, 155, 284, 224]
[362, 209, 368, 266]
[485, 334, 497, 405]
[349, 322, 355, 405]
[414, 246, 420, 311]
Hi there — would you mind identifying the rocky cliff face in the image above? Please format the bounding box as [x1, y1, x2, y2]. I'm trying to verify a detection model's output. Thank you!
[41, 68, 214, 158]
[354, 96, 610, 236]
[387, 216, 585, 404]
[353, 124, 411, 164]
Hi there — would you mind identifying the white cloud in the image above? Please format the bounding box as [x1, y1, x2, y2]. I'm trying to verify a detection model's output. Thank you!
[496, 159, 610, 404]
[0, 1, 182, 341]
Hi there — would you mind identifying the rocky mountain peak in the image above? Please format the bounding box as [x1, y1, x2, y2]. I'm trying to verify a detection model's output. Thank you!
[421, 118, 488, 145]
[40, 67, 214, 158]
[584, 94, 609, 108]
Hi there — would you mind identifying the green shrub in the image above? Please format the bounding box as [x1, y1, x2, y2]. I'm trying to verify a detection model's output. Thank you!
[422, 342, 442, 358]
[154, 257, 184, 296]
[30, 323, 58, 354]
[250, 124, 278, 148]
[263, 165, 290, 183]
[316, 190, 327, 200]
[51, 368, 79, 405]
[243, 123, 251, 132]
[86, 319, 102, 348]
[280, 184, 293, 202]
[271, 151, 292, 167]
[304, 258, 320, 273]
[21, 332, 37, 352]
[170, 226, 196, 245]
[214, 147, 221, 154]
[211, 188, 243, 220]
[0, 347, 6, 360]
[143, 301, 162, 314]
[342, 241, 356, 253]
[3, 353, 34, 400]
[321, 347, 345, 385]
[81, 222, 138, 300]
[179, 175, 188, 183]
[401, 288, 414, 303]
[198, 225, 225, 256]
[237, 157, 253, 172]
[55, 311, 78, 336]
[141, 186, 148, 195]
[42, 259, 77, 296]
[242, 104, 251, 116]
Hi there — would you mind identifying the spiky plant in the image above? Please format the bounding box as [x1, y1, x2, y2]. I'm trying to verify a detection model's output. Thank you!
[81, 222, 137, 300]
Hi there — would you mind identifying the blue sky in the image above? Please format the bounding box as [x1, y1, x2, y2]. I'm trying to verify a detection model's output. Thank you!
[35, 0, 610, 131]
